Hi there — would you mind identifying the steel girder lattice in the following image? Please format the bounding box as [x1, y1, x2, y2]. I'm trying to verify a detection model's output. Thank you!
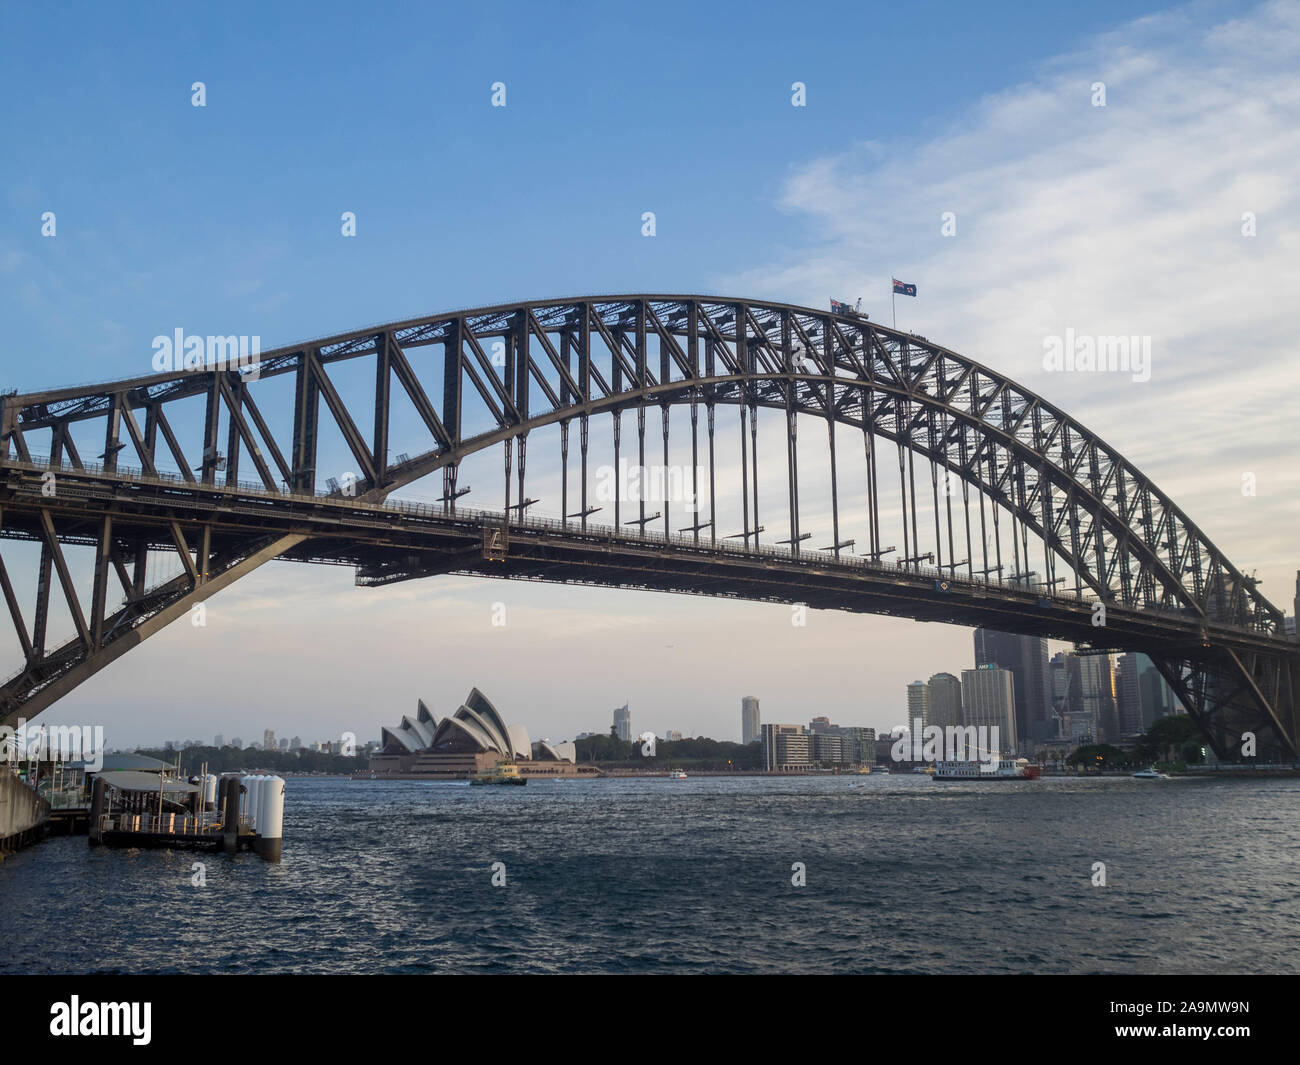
[1, 296, 1296, 758]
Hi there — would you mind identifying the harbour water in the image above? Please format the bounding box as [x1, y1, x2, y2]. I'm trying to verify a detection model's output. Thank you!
[3, 774, 1299, 974]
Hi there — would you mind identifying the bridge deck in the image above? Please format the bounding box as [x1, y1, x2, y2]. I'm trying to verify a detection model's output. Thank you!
[2, 455, 1289, 665]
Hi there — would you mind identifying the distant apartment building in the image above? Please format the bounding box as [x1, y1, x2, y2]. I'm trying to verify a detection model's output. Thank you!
[928, 672, 962, 729]
[840, 726, 876, 765]
[229, 736, 242, 750]
[663, 730, 683, 742]
[762, 723, 811, 771]
[811, 733, 843, 764]
[961, 665, 1018, 754]
[263, 730, 276, 751]
[741, 696, 761, 744]
[613, 704, 631, 741]
[213, 734, 224, 749]
[801, 718, 875, 765]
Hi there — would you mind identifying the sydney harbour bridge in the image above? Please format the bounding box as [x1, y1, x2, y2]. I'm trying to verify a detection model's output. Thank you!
[1, 296, 1296, 759]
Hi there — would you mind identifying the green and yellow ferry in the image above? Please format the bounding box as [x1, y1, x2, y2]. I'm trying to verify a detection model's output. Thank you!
[470, 761, 527, 786]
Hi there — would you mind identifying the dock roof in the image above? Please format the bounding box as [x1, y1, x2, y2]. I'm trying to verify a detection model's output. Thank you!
[99, 771, 199, 794]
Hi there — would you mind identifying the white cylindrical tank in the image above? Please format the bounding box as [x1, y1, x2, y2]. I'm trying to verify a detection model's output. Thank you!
[203, 774, 218, 807]
[256, 775, 273, 836]
[253, 775, 284, 862]
[259, 776, 284, 841]
[242, 775, 261, 831]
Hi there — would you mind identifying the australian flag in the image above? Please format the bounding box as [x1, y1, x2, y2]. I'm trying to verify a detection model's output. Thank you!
[892, 278, 917, 297]
[830, 298, 853, 316]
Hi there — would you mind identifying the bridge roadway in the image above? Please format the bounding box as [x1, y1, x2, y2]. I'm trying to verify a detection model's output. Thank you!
[1, 454, 1285, 668]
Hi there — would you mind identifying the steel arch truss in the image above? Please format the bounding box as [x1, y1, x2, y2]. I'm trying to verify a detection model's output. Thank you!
[1, 295, 1296, 757]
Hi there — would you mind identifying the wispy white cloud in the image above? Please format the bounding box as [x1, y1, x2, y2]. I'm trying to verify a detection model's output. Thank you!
[720, 0, 1300, 608]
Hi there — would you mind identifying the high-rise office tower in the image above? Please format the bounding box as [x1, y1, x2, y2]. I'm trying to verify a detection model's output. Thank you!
[1138, 664, 1172, 728]
[1106, 661, 1124, 740]
[1116, 654, 1144, 736]
[1076, 652, 1114, 740]
[974, 629, 1051, 750]
[906, 681, 931, 733]
[961, 666, 1018, 754]
[613, 704, 632, 741]
[1049, 651, 1083, 715]
[1115, 653, 1176, 733]
[741, 696, 761, 744]
[1294, 571, 1300, 637]
[927, 672, 962, 728]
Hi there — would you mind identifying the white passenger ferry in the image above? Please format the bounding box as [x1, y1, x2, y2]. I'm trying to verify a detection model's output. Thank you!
[932, 758, 1041, 781]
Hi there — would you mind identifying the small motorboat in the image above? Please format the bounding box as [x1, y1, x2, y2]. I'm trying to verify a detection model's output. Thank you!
[668, 768, 687, 780]
[1132, 767, 1169, 780]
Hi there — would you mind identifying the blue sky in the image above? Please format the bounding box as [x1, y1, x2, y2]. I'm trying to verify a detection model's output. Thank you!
[2, 1, 1296, 748]
[2, 0, 1180, 377]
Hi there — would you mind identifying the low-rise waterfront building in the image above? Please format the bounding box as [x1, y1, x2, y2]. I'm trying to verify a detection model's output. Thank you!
[762, 723, 811, 772]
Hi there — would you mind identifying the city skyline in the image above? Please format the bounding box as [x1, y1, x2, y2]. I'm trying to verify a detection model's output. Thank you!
[42, 630, 1237, 750]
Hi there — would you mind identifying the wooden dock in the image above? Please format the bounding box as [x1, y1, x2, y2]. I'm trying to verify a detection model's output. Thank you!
[93, 810, 257, 851]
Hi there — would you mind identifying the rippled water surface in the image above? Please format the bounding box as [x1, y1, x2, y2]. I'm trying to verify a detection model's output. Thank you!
[4, 774, 1299, 973]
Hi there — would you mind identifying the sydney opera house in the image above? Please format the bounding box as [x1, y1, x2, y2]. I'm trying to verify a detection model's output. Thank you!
[366, 688, 592, 779]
